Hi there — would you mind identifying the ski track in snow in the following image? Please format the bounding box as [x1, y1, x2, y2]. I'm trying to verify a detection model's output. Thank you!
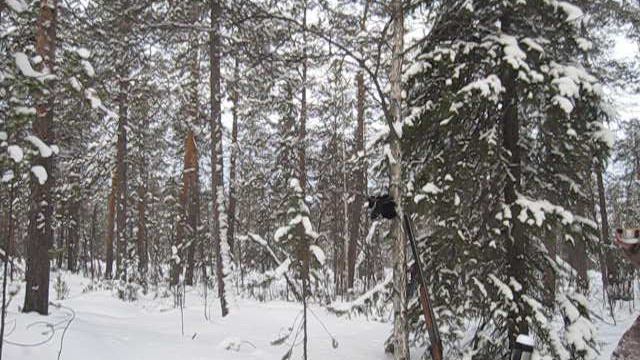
[2, 271, 637, 360]
[3, 273, 396, 360]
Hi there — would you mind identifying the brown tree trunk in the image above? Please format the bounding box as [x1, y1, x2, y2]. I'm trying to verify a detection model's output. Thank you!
[137, 182, 147, 276]
[597, 164, 616, 288]
[23, 0, 57, 315]
[347, 5, 368, 290]
[210, 0, 228, 317]
[105, 171, 116, 279]
[115, 77, 129, 280]
[90, 203, 97, 280]
[181, 131, 199, 286]
[67, 201, 79, 272]
[228, 60, 239, 258]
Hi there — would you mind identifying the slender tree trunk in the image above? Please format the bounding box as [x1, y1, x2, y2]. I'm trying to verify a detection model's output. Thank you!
[90, 203, 97, 280]
[67, 201, 79, 272]
[183, 131, 199, 286]
[137, 113, 149, 277]
[105, 172, 116, 279]
[228, 60, 239, 258]
[184, 20, 201, 286]
[298, 4, 310, 358]
[210, 0, 228, 317]
[542, 227, 557, 307]
[597, 164, 616, 288]
[4, 179, 15, 282]
[347, 2, 368, 291]
[115, 77, 129, 281]
[23, 0, 57, 315]
[1, 181, 15, 358]
[388, 0, 409, 358]
[137, 182, 147, 276]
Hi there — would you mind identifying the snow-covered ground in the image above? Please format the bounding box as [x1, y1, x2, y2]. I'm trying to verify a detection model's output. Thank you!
[1, 271, 637, 360]
[3, 273, 396, 360]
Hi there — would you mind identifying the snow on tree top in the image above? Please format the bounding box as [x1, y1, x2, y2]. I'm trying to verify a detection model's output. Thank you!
[516, 194, 576, 227]
[14, 52, 51, 80]
[6, 0, 28, 13]
[592, 122, 615, 149]
[31, 165, 48, 185]
[309, 245, 325, 266]
[459, 74, 504, 100]
[288, 178, 302, 192]
[26, 135, 53, 158]
[556, 1, 584, 22]
[496, 35, 527, 70]
[7, 145, 24, 163]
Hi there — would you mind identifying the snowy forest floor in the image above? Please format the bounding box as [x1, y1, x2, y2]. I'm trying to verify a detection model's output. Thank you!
[2, 271, 638, 360]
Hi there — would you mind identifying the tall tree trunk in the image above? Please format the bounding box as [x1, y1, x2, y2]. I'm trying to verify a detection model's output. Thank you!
[228, 60, 239, 258]
[299, 4, 310, 358]
[137, 181, 147, 276]
[184, 21, 201, 286]
[23, 0, 57, 315]
[388, 0, 408, 358]
[115, 77, 129, 281]
[597, 163, 616, 289]
[181, 131, 199, 286]
[115, 0, 131, 281]
[67, 201, 79, 272]
[500, 16, 528, 344]
[210, 0, 229, 317]
[105, 171, 116, 279]
[1, 181, 15, 357]
[542, 227, 557, 307]
[347, 4, 368, 290]
[90, 203, 97, 280]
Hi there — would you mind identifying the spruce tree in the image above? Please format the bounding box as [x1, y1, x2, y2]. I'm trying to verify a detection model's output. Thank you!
[405, 1, 611, 358]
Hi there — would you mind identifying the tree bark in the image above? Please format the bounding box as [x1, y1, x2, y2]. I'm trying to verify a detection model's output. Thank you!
[67, 201, 79, 272]
[500, 37, 529, 345]
[90, 203, 97, 280]
[137, 182, 147, 276]
[210, 0, 228, 317]
[23, 0, 57, 315]
[388, 0, 409, 358]
[182, 131, 199, 286]
[347, 4, 368, 290]
[597, 164, 616, 288]
[228, 60, 239, 258]
[105, 171, 116, 279]
[184, 17, 201, 286]
[115, 76, 129, 281]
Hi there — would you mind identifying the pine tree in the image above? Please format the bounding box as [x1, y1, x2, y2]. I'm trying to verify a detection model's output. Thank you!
[405, 1, 610, 358]
[23, 0, 58, 315]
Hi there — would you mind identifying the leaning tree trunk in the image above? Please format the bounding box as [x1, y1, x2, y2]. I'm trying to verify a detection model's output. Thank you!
[388, 0, 409, 358]
[210, 0, 229, 317]
[23, 0, 57, 315]
[597, 163, 617, 289]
